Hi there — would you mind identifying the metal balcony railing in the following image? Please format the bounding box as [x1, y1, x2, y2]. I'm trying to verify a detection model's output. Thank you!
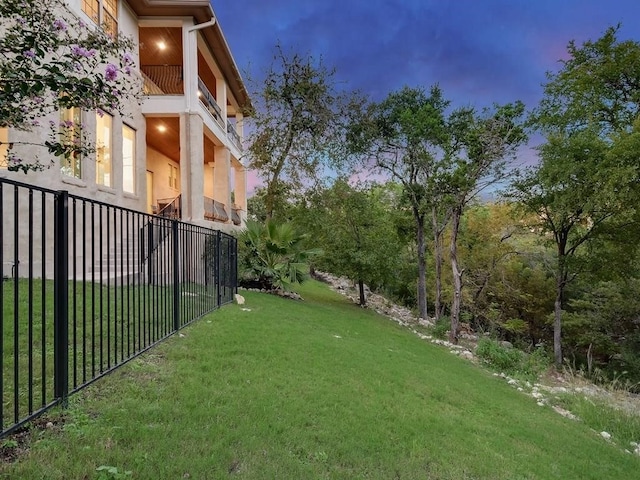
[197, 78, 224, 128]
[227, 123, 242, 150]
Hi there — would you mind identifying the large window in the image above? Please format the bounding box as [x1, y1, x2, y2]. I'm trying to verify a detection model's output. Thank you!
[60, 107, 82, 178]
[169, 163, 178, 189]
[0, 127, 8, 168]
[82, 0, 118, 37]
[122, 124, 136, 193]
[96, 112, 112, 187]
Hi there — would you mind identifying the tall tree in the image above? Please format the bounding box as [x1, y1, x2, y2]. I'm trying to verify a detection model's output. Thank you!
[244, 45, 362, 219]
[293, 179, 402, 306]
[446, 102, 527, 343]
[348, 86, 449, 320]
[508, 26, 640, 367]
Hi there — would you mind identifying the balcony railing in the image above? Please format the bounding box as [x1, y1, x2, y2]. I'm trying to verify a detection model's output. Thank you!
[227, 123, 242, 151]
[141, 65, 183, 95]
[198, 78, 224, 129]
[204, 196, 229, 223]
[156, 195, 182, 219]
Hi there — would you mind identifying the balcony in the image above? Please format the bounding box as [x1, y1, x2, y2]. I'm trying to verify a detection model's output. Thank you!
[198, 78, 224, 129]
[141, 65, 183, 95]
[204, 196, 229, 223]
[227, 123, 242, 151]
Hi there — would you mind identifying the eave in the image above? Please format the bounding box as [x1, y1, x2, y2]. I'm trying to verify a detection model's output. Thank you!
[126, 0, 251, 112]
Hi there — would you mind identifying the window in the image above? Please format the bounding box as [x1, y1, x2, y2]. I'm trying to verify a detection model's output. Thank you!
[0, 127, 8, 168]
[82, 0, 118, 37]
[60, 107, 82, 178]
[96, 112, 112, 187]
[169, 164, 178, 189]
[122, 125, 136, 193]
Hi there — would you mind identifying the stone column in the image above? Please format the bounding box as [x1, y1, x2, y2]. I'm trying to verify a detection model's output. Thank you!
[213, 146, 231, 221]
[180, 113, 205, 221]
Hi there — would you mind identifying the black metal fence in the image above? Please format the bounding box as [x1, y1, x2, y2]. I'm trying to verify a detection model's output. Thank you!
[0, 176, 237, 438]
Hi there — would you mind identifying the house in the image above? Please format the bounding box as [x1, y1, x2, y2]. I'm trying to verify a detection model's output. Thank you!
[0, 0, 250, 233]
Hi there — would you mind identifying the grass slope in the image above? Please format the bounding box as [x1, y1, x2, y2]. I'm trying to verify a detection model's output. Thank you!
[1, 280, 638, 479]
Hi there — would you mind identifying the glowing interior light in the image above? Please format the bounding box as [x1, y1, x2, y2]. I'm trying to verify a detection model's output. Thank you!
[157, 124, 167, 133]
[157, 41, 166, 50]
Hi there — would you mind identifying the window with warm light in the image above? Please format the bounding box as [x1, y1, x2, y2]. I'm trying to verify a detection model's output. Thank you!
[60, 107, 82, 178]
[122, 124, 136, 193]
[0, 127, 8, 168]
[82, 0, 118, 37]
[169, 164, 178, 189]
[96, 112, 113, 187]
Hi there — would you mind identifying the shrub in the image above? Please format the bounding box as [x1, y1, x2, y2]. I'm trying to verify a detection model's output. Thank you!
[476, 338, 548, 379]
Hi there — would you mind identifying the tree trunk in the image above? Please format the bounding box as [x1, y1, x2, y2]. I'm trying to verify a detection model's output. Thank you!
[358, 278, 366, 306]
[415, 211, 428, 321]
[553, 275, 564, 368]
[431, 205, 444, 321]
[449, 206, 463, 344]
[553, 241, 568, 368]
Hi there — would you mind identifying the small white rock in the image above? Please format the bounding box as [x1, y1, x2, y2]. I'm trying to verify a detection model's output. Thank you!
[600, 431, 612, 441]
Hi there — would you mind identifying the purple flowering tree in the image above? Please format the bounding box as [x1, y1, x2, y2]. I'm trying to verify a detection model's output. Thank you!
[0, 0, 141, 172]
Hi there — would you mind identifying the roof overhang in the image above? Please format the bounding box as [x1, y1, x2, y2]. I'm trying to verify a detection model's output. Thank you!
[127, 0, 251, 111]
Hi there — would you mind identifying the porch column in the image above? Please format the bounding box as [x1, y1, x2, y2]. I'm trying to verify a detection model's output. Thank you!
[234, 165, 247, 223]
[180, 113, 205, 221]
[213, 146, 231, 220]
[216, 80, 227, 127]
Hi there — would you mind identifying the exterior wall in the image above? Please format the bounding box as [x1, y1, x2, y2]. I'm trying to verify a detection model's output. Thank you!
[1, 0, 249, 242]
[146, 147, 180, 207]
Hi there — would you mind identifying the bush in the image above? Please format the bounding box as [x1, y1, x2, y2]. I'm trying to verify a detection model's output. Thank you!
[476, 338, 548, 379]
[431, 316, 450, 340]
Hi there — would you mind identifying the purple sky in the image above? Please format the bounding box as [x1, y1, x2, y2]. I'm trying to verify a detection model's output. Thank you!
[213, 0, 640, 192]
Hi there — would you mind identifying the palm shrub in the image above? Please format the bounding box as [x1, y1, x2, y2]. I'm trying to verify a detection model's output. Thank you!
[238, 219, 321, 291]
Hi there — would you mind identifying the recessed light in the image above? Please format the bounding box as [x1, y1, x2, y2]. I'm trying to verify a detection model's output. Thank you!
[157, 124, 167, 133]
[157, 41, 166, 50]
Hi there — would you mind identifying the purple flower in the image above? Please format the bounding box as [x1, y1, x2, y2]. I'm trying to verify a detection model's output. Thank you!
[52, 19, 67, 32]
[71, 45, 95, 58]
[123, 52, 134, 65]
[23, 49, 35, 59]
[105, 64, 118, 81]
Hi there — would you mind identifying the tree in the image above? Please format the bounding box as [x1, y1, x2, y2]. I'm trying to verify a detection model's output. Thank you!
[0, 0, 140, 172]
[293, 179, 402, 306]
[446, 102, 527, 343]
[244, 45, 362, 220]
[348, 86, 450, 320]
[508, 26, 640, 367]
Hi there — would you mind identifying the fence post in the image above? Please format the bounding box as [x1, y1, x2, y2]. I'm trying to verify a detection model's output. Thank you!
[53, 190, 69, 406]
[216, 231, 222, 307]
[172, 219, 180, 331]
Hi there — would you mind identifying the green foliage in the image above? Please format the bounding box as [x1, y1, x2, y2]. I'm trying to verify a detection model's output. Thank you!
[244, 44, 362, 219]
[431, 316, 450, 339]
[476, 338, 549, 379]
[290, 179, 403, 304]
[238, 219, 320, 291]
[0, 0, 140, 171]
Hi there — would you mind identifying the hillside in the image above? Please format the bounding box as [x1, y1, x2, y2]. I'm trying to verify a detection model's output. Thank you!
[2, 280, 639, 479]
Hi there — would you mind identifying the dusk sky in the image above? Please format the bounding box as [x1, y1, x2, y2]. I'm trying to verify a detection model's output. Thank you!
[213, 1, 640, 192]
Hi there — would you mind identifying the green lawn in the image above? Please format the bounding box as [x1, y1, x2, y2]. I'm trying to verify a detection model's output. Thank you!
[1, 280, 638, 479]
